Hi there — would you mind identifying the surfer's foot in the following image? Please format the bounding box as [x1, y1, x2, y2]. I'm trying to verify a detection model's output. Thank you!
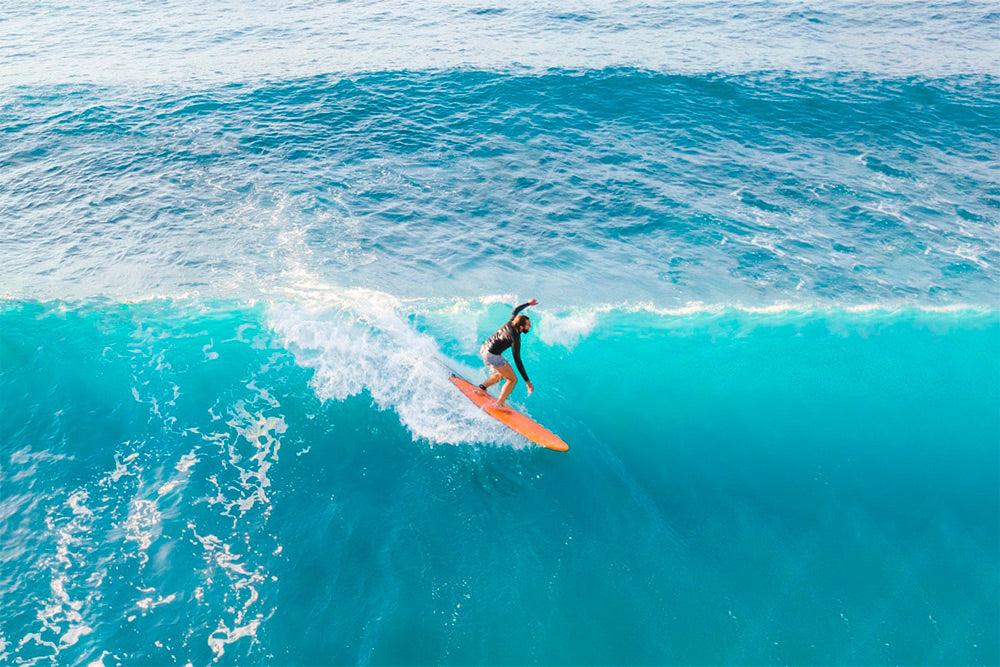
[492, 400, 507, 410]
[478, 384, 488, 391]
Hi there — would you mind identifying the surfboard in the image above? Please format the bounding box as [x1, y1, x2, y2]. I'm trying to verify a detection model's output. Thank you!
[449, 374, 569, 451]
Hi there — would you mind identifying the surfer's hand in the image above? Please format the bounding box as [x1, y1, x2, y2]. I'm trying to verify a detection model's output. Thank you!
[526, 382, 534, 395]
[527, 298, 537, 306]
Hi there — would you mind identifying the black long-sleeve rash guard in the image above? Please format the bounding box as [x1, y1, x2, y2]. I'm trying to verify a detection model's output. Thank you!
[484, 302, 532, 383]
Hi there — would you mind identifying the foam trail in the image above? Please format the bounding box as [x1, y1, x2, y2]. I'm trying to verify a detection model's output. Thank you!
[268, 283, 524, 448]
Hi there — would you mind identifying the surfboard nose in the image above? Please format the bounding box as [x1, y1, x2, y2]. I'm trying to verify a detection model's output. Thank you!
[450, 374, 569, 451]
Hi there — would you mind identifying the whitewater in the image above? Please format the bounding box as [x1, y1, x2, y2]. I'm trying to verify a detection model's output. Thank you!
[1, 1, 998, 665]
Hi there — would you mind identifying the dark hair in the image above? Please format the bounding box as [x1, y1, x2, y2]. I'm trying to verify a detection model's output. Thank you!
[513, 314, 530, 330]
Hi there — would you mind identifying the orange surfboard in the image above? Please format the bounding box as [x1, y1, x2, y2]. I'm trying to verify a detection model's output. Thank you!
[450, 374, 569, 451]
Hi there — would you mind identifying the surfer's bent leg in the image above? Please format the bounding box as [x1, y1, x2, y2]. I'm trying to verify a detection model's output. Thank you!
[495, 364, 517, 406]
[480, 347, 508, 391]
[481, 371, 501, 391]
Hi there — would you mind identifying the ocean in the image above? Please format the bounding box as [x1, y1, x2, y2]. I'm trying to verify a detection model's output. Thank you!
[1, 1, 998, 665]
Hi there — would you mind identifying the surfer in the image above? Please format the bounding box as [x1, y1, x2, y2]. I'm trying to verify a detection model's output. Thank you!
[478, 298, 537, 408]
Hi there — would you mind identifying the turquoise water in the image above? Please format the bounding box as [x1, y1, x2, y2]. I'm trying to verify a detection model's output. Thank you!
[2, 1, 999, 665]
[2, 301, 997, 664]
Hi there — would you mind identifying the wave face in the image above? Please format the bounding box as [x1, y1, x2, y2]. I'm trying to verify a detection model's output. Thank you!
[1, 298, 997, 664]
[2, 1, 999, 665]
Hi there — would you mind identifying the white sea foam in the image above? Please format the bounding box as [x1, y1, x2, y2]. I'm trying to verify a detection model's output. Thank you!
[86, 650, 110, 667]
[123, 499, 161, 563]
[19, 488, 103, 663]
[176, 451, 198, 473]
[202, 341, 220, 361]
[268, 282, 528, 448]
[108, 451, 139, 483]
[156, 481, 180, 496]
[207, 617, 262, 660]
[559, 299, 998, 318]
[191, 523, 268, 661]
[135, 593, 177, 613]
[67, 491, 93, 519]
[537, 309, 598, 348]
[223, 407, 286, 514]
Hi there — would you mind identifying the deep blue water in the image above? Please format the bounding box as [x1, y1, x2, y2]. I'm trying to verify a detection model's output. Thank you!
[2, 1, 999, 665]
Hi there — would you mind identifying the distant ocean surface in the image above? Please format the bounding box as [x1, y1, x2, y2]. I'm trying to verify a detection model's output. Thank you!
[1, 1, 998, 665]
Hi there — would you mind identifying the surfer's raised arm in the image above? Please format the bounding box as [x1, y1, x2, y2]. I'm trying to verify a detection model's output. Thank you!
[509, 298, 537, 321]
[477, 297, 537, 408]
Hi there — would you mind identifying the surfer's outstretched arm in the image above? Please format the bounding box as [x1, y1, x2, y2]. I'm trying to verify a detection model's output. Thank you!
[509, 298, 538, 321]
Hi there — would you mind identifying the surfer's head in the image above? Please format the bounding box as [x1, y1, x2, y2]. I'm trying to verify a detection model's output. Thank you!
[513, 314, 531, 334]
